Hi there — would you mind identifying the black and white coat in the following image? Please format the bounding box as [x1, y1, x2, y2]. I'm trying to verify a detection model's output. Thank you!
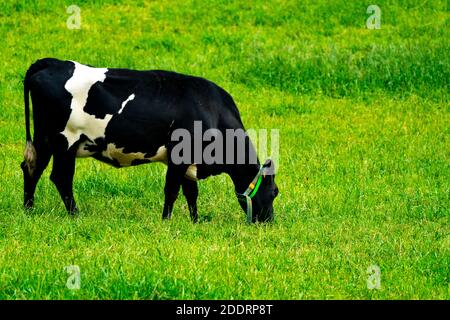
[21, 58, 278, 222]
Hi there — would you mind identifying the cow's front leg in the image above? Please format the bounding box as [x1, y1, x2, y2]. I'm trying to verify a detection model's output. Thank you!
[162, 165, 187, 220]
[50, 150, 78, 215]
[182, 178, 198, 223]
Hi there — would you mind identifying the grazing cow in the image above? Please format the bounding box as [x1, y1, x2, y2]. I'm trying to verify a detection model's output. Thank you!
[21, 58, 278, 222]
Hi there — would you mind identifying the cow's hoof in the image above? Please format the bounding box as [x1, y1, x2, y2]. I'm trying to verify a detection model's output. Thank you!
[24, 196, 34, 209]
[68, 207, 79, 217]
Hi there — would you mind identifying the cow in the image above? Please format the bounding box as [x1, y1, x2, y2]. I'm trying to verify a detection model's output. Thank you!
[21, 58, 279, 223]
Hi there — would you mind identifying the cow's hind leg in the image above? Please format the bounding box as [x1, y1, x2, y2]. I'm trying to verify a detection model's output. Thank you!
[162, 164, 188, 220]
[182, 178, 198, 223]
[50, 150, 78, 214]
[21, 140, 52, 209]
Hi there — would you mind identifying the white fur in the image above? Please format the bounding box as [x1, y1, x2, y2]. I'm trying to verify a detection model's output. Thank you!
[62, 61, 109, 149]
[101, 144, 168, 167]
[118, 94, 135, 114]
[185, 164, 198, 181]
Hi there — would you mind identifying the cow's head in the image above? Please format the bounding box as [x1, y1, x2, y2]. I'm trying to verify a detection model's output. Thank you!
[237, 159, 279, 223]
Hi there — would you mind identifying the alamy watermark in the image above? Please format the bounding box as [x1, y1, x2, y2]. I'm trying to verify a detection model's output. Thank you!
[367, 264, 381, 290]
[65, 265, 81, 290]
[170, 121, 279, 173]
[66, 5, 81, 30]
[366, 5, 381, 29]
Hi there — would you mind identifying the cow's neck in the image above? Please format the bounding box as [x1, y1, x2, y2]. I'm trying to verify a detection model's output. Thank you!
[226, 134, 261, 193]
[228, 163, 260, 194]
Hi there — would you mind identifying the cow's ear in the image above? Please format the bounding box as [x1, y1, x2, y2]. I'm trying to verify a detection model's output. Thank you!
[262, 159, 275, 176]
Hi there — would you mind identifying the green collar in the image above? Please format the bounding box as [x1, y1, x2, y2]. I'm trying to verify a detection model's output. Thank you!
[236, 165, 264, 223]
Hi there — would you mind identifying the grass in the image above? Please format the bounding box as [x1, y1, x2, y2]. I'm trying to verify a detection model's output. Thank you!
[0, 0, 448, 299]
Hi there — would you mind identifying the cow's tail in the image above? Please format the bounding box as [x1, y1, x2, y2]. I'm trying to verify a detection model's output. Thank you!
[23, 65, 36, 174]
[23, 59, 52, 174]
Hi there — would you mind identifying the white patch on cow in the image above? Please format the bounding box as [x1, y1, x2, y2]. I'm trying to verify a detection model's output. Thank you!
[118, 94, 135, 114]
[101, 144, 168, 167]
[150, 145, 168, 163]
[76, 141, 95, 157]
[185, 164, 198, 181]
[62, 61, 109, 149]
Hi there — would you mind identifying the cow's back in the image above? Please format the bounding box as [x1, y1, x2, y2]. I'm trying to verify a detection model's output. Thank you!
[26, 58, 244, 170]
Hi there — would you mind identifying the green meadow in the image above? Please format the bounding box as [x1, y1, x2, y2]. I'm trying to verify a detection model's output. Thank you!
[0, 0, 448, 299]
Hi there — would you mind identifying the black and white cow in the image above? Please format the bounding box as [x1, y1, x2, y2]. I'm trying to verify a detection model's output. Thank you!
[21, 58, 278, 223]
